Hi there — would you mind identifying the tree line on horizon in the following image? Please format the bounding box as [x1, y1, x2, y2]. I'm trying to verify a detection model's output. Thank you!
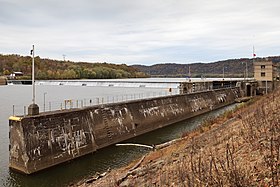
[2, 54, 280, 79]
[0, 54, 149, 79]
[133, 56, 280, 78]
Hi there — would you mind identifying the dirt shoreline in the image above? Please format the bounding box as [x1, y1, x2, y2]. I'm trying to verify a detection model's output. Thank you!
[73, 92, 280, 187]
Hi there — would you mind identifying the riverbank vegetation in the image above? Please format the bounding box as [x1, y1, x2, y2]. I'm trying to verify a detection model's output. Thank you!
[0, 54, 148, 79]
[76, 89, 280, 186]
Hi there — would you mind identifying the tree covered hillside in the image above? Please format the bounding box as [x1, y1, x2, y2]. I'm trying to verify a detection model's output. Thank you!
[133, 56, 280, 78]
[0, 54, 148, 79]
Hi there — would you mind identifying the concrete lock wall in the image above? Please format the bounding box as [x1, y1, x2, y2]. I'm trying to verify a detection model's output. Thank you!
[0, 76, 7, 85]
[9, 87, 241, 174]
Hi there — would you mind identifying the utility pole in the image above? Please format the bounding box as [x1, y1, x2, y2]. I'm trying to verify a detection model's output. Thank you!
[28, 45, 39, 115]
[32, 45, 35, 104]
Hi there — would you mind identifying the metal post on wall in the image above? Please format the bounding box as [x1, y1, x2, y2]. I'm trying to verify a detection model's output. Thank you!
[43, 92, 47, 112]
[246, 61, 248, 79]
[223, 65, 225, 79]
[12, 105, 15, 116]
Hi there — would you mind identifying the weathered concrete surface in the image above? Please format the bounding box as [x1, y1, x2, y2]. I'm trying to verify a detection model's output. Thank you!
[0, 76, 7, 85]
[9, 87, 241, 174]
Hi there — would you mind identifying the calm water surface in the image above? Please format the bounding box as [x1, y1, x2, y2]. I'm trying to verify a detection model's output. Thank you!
[0, 83, 237, 187]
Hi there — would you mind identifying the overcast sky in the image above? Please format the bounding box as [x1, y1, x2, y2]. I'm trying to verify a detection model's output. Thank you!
[1, 0, 279, 65]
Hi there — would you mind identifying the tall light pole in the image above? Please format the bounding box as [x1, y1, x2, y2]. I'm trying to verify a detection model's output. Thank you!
[32, 45, 35, 104]
[28, 45, 39, 115]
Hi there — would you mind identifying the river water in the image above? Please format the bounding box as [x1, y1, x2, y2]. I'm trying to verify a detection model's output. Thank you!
[0, 80, 237, 187]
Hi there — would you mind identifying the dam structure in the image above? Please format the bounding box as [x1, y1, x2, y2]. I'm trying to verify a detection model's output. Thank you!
[9, 79, 250, 174]
[35, 78, 251, 89]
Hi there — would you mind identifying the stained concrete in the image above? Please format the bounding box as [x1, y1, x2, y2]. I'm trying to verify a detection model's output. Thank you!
[0, 77, 7, 85]
[9, 87, 241, 174]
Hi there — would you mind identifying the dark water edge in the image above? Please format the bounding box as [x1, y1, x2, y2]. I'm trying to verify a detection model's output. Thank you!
[4, 104, 237, 187]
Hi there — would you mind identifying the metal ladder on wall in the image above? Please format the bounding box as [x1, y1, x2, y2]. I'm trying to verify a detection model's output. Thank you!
[101, 109, 113, 141]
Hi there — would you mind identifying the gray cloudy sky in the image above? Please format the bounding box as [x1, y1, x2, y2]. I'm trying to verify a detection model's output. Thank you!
[1, 0, 279, 65]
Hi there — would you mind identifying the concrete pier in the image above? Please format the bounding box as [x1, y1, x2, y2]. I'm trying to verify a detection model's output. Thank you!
[9, 87, 241, 174]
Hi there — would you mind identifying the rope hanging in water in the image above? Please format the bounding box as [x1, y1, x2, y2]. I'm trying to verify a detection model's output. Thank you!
[115, 143, 154, 149]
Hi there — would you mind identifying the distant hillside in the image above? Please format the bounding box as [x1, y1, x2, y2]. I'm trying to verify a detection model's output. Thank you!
[0, 54, 148, 79]
[2, 54, 280, 79]
[133, 56, 280, 78]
